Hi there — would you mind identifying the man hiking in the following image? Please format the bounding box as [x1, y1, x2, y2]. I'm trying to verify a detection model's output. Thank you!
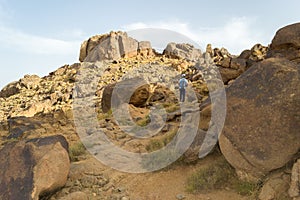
[178, 74, 188, 102]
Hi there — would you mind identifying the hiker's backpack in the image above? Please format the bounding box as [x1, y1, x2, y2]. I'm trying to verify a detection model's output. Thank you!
[179, 78, 187, 89]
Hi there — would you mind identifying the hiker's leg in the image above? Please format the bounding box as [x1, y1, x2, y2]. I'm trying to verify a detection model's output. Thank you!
[182, 89, 186, 102]
[180, 89, 184, 102]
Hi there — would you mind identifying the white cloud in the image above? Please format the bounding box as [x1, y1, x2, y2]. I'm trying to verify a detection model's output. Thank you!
[0, 0, 82, 56]
[124, 20, 199, 42]
[0, 26, 82, 55]
[123, 17, 266, 55]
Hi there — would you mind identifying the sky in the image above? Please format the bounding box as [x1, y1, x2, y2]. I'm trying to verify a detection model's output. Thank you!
[0, 0, 299, 89]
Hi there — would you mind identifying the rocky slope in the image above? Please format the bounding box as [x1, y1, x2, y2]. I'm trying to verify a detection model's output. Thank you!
[0, 24, 299, 200]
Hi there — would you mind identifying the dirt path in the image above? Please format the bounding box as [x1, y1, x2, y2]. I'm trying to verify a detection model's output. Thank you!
[65, 152, 253, 200]
[116, 154, 252, 200]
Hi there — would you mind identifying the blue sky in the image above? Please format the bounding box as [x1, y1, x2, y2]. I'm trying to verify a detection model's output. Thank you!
[0, 0, 300, 89]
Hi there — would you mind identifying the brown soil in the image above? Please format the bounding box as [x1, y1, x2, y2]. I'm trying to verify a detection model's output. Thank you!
[70, 152, 253, 200]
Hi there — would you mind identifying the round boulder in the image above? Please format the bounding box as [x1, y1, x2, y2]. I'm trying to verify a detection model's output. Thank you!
[219, 57, 300, 179]
[0, 135, 70, 200]
[267, 22, 300, 63]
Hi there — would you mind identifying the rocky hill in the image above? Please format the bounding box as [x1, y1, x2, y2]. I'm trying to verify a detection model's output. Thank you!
[0, 24, 299, 200]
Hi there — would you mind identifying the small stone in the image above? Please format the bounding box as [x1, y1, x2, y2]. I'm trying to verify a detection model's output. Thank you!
[176, 194, 186, 200]
[117, 186, 126, 193]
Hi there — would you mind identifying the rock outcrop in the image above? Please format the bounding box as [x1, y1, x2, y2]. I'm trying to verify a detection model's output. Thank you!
[79, 31, 154, 62]
[163, 43, 202, 61]
[0, 135, 70, 200]
[208, 43, 268, 84]
[267, 22, 300, 63]
[1, 23, 300, 199]
[219, 57, 300, 180]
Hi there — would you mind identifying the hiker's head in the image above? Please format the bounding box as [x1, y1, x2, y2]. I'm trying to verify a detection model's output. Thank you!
[181, 74, 186, 77]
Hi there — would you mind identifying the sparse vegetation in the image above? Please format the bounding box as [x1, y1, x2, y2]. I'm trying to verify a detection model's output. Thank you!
[69, 141, 86, 162]
[186, 157, 235, 192]
[163, 102, 180, 113]
[233, 180, 258, 196]
[97, 109, 113, 121]
[135, 115, 150, 127]
[186, 157, 260, 197]
[145, 128, 178, 152]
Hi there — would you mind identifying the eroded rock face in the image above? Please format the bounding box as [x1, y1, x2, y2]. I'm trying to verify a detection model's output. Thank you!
[163, 43, 202, 61]
[101, 77, 150, 112]
[79, 31, 153, 62]
[0, 135, 70, 200]
[213, 43, 268, 84]
[218, 59, 247, 84]
[219, 57, 300, 179]
[267, 22, 300, 63]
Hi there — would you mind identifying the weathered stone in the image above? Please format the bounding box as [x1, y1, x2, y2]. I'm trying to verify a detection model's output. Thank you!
[249, 44, 267, 61]
[267, 22, 300, 63]
[20, 74, 41, 90]
[0, 81, 20, 98]
[206, 44, 213, 57]
[0, 135, 70, 200]
[101, 77, 150, 112]
[219, 58, 300, 179]
[163, 42, 202, 61]
[176, 193, 186, 200]
[289, 159, 300, 198]
[138, 41, 153, 56]
[217, 57, 231, 68]
[80, 31, 139, 62]
[238, 49, 251, 60]
[11, 100, 52, 118]
[79, 34, 103, 62]
[214, 47, 231, 58]
[230, 58, 247, 70]
[218, 67, 245, 84]
[259, 172, 290, 200]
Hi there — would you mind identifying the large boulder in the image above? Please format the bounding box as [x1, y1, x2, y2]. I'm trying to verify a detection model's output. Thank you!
[0, 135, 70, 200]
[101, 77, 150, 113]
[267, 22, 300, 63]
[79, 31, 153, 62]
[0, 81, 20, 98]
[219, 57, 300, 180]
[163, 42, 202, 61]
